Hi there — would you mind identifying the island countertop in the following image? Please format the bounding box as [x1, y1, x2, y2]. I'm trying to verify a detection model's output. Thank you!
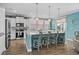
[24, 30, 65, 52]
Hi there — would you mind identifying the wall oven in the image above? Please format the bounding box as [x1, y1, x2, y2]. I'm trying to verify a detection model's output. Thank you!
[16, 23, 24, 39]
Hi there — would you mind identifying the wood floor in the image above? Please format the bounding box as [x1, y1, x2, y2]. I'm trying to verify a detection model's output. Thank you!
[2, 39, 79, 55]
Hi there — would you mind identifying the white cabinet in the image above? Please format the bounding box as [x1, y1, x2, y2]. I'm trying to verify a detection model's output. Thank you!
[10, 18, 16, 39]
[16, 17, 24, 23]
[11, 30, 16, 39]
[6, 18, 16, 39]
[0, 20, 5, 54]
[0, 35, 5, 54]
[0, 8, 5, 54]
[11, 18, 16, 27]
[0, 8, 5, 21]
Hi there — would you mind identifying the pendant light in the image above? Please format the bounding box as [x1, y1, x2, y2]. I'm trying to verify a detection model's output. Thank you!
[58, 8, 60, 17]
[48, 5, 51, 22]
[52, 4, 54, 19]
[57, 8, 60, 32]
[48, 4, 51, 30]
[35, 3, 39, 20]
[35, 3, 39, 30]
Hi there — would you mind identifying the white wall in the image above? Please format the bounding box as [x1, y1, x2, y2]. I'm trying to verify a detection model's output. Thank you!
[0, 8, 5, 54]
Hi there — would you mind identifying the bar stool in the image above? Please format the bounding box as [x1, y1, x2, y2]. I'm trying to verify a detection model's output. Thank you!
[37, 32, 43, 51]
[47, 31, 51, 48]
[48, 32, 58, 48]
[57, 33, 65, 46]
[32, 32, 43, 52]
[41, 34, 48, 48]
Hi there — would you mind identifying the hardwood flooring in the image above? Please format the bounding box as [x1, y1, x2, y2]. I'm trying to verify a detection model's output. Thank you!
[2, 39, 79, 55]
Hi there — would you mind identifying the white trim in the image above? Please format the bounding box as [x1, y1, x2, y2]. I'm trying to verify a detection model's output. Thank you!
[27, 49, 32, 52]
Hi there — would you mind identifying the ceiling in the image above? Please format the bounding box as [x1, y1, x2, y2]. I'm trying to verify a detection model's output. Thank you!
[0, 3, 79, 18]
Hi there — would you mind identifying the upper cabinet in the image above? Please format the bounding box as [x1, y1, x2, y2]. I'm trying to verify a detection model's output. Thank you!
[0, 8, 5, 21]
[16, 17, 25, 23]
[10, 18, 16, 27]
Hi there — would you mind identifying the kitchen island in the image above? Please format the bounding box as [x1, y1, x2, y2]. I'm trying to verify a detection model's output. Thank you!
[24, 31, 65, 52]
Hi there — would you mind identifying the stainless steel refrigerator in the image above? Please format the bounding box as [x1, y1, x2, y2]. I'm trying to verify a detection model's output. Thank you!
[5, 19, 11, 49]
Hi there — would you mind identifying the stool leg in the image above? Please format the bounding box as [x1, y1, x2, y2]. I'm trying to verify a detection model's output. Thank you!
[40, 40, 42, 48]
[55, 41, 57, 48]
[47, 39, 49, 48]
[41, 43, 42, 48]
[38, 46, 39, 52]
[55, 34, 58, 48]
[37, 40, 40, 52]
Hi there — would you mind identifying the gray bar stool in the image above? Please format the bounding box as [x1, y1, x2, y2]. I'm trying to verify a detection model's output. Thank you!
[32, 32, 43, 52]
[48, 31, 58, 48]
[37, 32, 43, 51]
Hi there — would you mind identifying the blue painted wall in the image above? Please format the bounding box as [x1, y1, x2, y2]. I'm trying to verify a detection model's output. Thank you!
[66, 12, 79, 40]
[50, 12, 79, 40]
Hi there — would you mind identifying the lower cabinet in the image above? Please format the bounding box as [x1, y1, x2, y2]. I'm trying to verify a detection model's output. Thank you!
[0, 36, 5, 54]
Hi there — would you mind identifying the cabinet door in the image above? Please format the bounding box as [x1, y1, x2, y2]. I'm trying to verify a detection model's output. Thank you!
[0, 21, 5, 54]
[0, 21, 5, 32]
[0, 8, 5, 54]
[0, 8, 5, 21]
[10, 18, 16, 39]
[11, 18, 16, 27]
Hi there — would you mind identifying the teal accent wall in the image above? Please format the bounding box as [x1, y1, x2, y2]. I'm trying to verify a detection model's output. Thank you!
[66, 12, 79, 40]
[50, 12, 79, 40]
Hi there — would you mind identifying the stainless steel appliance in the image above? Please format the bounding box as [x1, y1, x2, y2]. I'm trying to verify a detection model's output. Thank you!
[16, 23, 24, 39]
[5, 19, 11, 49]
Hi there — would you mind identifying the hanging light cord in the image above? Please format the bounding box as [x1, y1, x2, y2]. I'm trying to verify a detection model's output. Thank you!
[52, 5, 54, 18]
[36, 3, 38, 18]
[48, 5, 51, 19]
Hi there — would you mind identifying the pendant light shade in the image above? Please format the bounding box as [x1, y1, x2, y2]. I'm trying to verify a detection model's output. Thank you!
[48, 18, 51, 22]
[48, 4, 52, 30]
[58, 8, 60, 17]
[48, 5, 51, 18]
[35, 3, 39, 20]
[48, 4, 51, 22]
[36, 17, 39, 21]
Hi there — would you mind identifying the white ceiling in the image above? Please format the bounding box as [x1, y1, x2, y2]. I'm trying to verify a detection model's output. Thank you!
[0, 3, 79, 18]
